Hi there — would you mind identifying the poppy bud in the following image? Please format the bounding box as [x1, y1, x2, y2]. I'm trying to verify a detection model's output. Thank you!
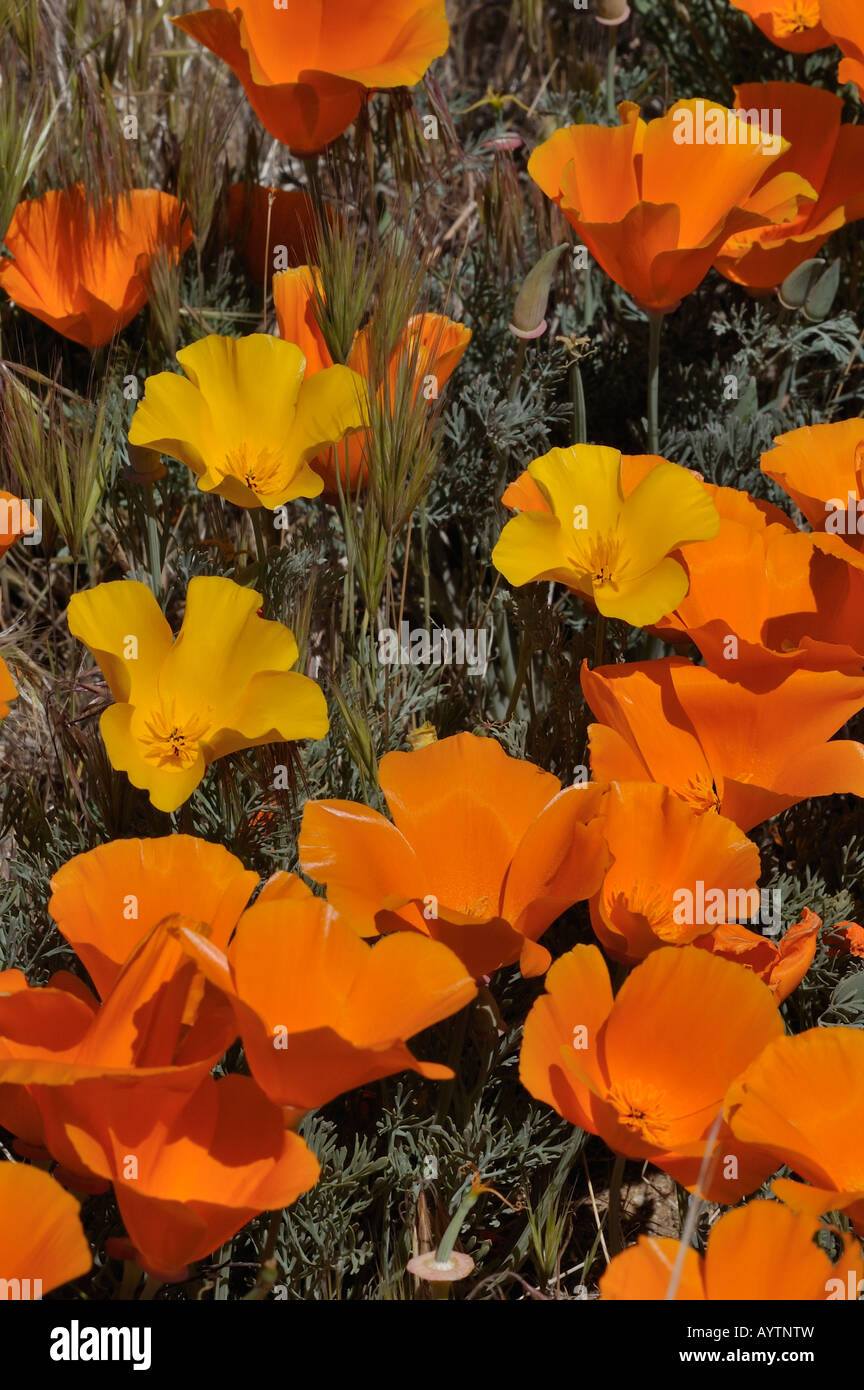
[777, 258, 826, 311]
[123, 444, 167, 485]
[595, 0, 631, 23]
[802, 257, 841, 323]
[509, 243, 568, 340]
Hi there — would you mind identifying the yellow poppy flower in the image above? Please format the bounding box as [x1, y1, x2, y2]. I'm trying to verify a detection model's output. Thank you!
[127, 333, 366, 509]
[67, 576, 329, 812]
[491, 445, 720, 627]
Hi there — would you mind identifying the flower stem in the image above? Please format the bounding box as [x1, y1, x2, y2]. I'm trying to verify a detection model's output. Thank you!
[251, 508, 269, 571]
[607, 1152, 626, 1256]
[646, 311, 664, 456]
[571, 359, 587, 444]
[592, 612, 607, 669]
[436, 1183, 481, 1265]
[606, 27, 618, 125]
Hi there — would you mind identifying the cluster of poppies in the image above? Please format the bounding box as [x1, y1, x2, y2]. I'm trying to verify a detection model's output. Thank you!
[1, 0, 863, 1302]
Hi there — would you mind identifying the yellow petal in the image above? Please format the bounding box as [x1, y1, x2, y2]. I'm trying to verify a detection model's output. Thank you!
[207, 671, 329, 757]
[67, 581, 173, 705]
[618, 462, 720, 574]
[158, 577, 299, 723]
[595, 554, 691, 625]
[102, 704, 207, 813]
[128, 370, 216, 477]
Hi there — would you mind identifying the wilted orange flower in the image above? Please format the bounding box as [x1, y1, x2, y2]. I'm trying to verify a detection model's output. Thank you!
[227, 183, 325, 281]
[601, 1200, 863, 1301]
[273, 265, 471, 493]
[0, 657, 16, 721]
[728, 0, 832, 51]
[728, 1026, 864, 1235]
[299, 731, 609, 979]
[583, 656, 864, 831]
[520, 945, 783, 1201]
[588, 782, 761, 964]
[659, 484, 864, 683]
[174, 873, 477, 1114]
[761, 417, 864, 551]
[67, 576, 329, 812]
[494, 446, 719, 627]
[0, 187, 191, 349]
[174, 0, 450, 155]
[0, 491, 37, 559]
[821, 0, 864, 97]
[714, 84, 864, 289]
[0, 1163, 91, 1297]
[528, 99, 813, 313]
[693, 909, 820, 1004]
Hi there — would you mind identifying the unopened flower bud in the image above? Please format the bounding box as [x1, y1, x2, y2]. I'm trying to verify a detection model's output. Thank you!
[595, 0, 631, 24]
[123, 444, 166, 485]
[803, 258, 841, 324]
[777, 258, 826, 311]
[509, 243, 568, 340]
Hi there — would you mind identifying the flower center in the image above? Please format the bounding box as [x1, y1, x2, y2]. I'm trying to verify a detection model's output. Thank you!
[140, 706, 210, 769]
[221, 442, 286, 497]
[774, 0, 820, 35]
[678, 774, 720, 814]
[607, 1080, 670, 1146]
[581, 532, 623, 591]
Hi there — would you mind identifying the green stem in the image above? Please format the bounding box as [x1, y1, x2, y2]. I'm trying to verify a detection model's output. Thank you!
[251, 508, 269, 570]
[592, 612, 607, 669]
[605, 26, 618, 125]
[607, 1152, 626, 1257]
[436, 1183, 481, 1265]
[508, 338, 526, 400]
[647, 311, 664, 456]
[571, 360, 587, 444]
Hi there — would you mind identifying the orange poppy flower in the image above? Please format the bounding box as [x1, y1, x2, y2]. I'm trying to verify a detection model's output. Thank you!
[588, 782, 761, 964]
[0, 657, 17, 721]
[714, 84, 864, 289]
[693, 909, 820, 1003]
[0, 1162, 91, 1297]
[299, 731, 609, 979]
[227, 183, 327, 281]
[519, 944, 783, 1201]
[601, 1200, 864, 1301]
[583, 656, 864, 831]
[660, 485, 864, 685]
[761, 417, 864, 551]
[0, 186, 191, 349]
[0, 919, 235, 1175]
[727, 1027, 864, 1235]
[0, 491, 38, 559]
[821, 0, 864, 98]
[40, 1072, 319, 1276]
[273, 265, 471, 493]
[174, 1, 450, 155]
[824, 920, 864, 957]
[173, 873, 476, 1114]
[528, 98, 813, 314]
[48, 834, 258, 1000]
[727, 0, 832, 52]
